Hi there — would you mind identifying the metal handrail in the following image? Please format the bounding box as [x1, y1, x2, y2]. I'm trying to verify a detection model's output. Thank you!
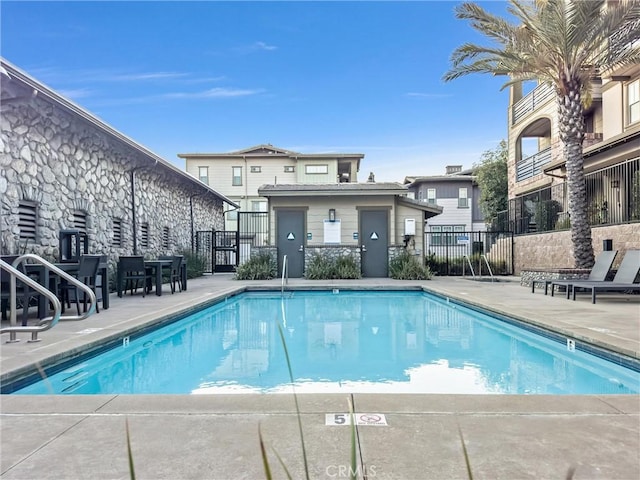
[281, 254, 288, 296]
[462, 254, 475, 279]
[1, 254, 97, 343]
[480, 255, 495, 282]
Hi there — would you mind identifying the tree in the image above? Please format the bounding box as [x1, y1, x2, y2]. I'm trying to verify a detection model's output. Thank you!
[443, 0, 640, 268]
[474, 140, 508, 227]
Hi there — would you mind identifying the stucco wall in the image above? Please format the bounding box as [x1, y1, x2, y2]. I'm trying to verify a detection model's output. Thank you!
[0, 78, 223, 265]
[513, 224, 640, 273]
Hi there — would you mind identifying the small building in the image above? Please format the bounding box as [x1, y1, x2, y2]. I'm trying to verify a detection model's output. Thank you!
[258, 182, 442, 277]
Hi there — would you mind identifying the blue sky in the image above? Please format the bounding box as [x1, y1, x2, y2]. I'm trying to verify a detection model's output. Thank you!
[2, 1, 512, 182]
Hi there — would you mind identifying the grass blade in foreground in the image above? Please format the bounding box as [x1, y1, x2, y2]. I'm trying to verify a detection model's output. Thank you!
[277, 322, 310, 480]
[126, 419, 136, 480]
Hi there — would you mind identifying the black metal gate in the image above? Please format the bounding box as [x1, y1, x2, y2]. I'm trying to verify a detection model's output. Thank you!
[214, 231, 238, 272]
[425, 230, 514, 276]
[238, 212, 269, 265]
[195, 230, 214, 274]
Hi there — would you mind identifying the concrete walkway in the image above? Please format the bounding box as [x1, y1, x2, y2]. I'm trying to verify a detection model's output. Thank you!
[1, 275, 639, 479]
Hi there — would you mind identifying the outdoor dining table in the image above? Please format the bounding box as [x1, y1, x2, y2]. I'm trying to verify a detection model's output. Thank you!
[144, 259, 173, 296]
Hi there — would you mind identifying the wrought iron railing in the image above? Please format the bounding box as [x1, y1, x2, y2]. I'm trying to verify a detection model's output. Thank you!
[495, 158, 640, 234]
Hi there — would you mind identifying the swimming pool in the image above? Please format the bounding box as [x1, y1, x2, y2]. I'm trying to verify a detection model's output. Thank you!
[10, 290, 640, 394]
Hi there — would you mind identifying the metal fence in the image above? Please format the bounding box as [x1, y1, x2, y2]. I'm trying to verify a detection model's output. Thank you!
[195, 230, 214, 274]
[425, 230, 514, 276]
[495, 157, 640, 234]
[237, 212, 269, 265]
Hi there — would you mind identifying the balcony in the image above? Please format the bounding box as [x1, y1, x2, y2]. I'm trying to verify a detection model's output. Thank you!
[512, 83, 554, 125]
[516, 147, 552, 182]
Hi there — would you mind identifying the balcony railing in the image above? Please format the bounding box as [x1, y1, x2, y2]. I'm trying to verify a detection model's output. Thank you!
[516, 147, 552, 182]
[494, 157, 640, 234]
[512, 83, 554, 125]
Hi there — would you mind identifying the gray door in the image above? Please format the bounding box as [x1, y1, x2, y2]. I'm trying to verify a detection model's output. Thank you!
[360, 210, 388, 277]
[277, 210, 305, 278]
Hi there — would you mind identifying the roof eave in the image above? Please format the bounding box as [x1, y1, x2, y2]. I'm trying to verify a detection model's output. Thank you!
[1, 58, 238, 208]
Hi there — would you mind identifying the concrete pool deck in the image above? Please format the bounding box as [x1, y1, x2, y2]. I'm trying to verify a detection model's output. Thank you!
[1, 275, 639, 479]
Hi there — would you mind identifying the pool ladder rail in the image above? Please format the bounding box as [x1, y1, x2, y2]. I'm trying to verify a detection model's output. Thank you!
[462, 254, 495, 282]
[281, 254, 289, 296]
[0, 254, 97, 343]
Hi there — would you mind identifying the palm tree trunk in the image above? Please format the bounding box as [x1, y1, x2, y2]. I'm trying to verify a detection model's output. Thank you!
[557, 85, 595, 269]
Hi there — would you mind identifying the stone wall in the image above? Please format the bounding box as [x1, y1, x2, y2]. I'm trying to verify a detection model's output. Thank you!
[0, 75, 224, 270]
[513, 223, 640, 274]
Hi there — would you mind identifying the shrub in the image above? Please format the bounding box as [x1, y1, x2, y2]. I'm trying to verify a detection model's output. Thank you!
[305, 254, 360, 279]
[389, 250, 432, 280]
[334, 255, 361, 279]
[178, 249, 209, 279]
[234, 253, 277, 280]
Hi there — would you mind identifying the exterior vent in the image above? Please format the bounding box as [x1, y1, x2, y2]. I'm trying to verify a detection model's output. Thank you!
[446, 165, 463, 175]
[18, 201, 37, 242]
[140, 223, 149, 248]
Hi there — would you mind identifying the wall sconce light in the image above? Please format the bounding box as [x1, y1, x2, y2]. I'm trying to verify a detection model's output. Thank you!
[329, 208, 336, 222]
[611, 180, 620, 188]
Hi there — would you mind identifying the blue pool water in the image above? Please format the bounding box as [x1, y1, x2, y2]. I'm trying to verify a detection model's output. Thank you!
[12, 290, 640, 395]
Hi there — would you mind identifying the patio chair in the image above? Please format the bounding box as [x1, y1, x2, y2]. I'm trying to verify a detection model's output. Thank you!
[118, 256, 153, 297]
[570, 250, 640, 304]
[159, 255, 184, 294]
[59, 254, 101, 315]
[169, 255, 183, 294]
[530, 250, 617, 297]
[0, 255, 42, 326]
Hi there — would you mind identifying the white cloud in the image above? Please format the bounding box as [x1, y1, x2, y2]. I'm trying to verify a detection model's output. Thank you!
[163, 87, 264, 99]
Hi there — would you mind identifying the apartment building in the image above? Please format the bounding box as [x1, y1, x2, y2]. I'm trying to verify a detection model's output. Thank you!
[179, 144, 363, 230]
[504, 66, 639, 237]
[404, 166, 486, 257]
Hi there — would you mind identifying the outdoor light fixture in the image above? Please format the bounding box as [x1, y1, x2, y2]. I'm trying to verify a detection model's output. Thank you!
[329, 208, 336, 222]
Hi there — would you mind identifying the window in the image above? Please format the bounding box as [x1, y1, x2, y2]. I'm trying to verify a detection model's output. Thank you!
[18, 201, 37, 242]
[73, 210, 87, 233]
[305, 164, 328, 174]
[198, 166, 209, 185]
[140, 223, 149, 248]
[162, 227, 170, 249]
[232, 166, 242, 186]
[250, 166, 262, 173]
[427, 188, 436, 205]
[430, 225, 465, 246]
[458, 187, 469, 208]
[226, 210, 238, 221]
[284, 165, 295, 173]
[112, 218, 122, 247]
[251, 201, 267, 212]
[628, 79, 640, 125]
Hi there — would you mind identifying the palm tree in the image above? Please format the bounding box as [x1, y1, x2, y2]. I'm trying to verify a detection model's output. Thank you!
[444, 0, 640, 268]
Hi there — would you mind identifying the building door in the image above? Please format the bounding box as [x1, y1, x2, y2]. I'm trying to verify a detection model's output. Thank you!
[276, 209, 305, 278]
[360, 210, 388, 277]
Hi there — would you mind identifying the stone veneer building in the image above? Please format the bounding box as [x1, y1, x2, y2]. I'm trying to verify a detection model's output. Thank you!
[0, 58, 236, 270]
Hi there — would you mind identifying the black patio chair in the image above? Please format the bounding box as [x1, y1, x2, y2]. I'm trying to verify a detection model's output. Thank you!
[59, 254, 102, 315]
[1, 255, 42, 326]
[118, 256, 153, 297]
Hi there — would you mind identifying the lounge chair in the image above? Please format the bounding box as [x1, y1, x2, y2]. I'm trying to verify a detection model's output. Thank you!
[570, 250, 640, 304]
[530, 250, 617, 296]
